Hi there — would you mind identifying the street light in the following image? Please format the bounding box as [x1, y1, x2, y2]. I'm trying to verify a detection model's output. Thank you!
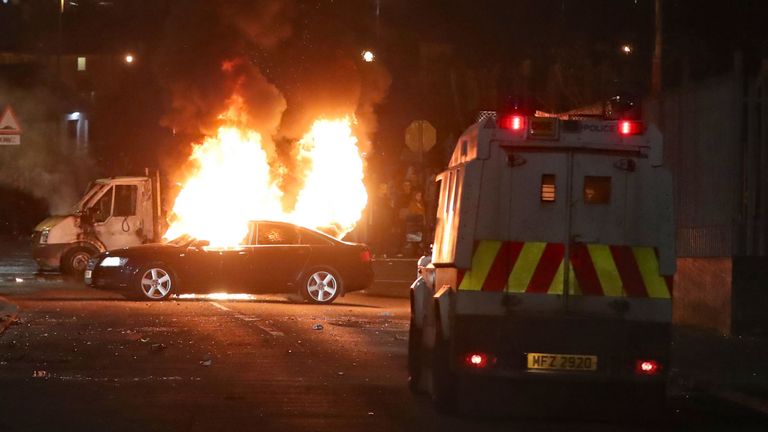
[362, 50, 375, 63]
[124, 53, 135, 64]
[621, 44, 633, 55]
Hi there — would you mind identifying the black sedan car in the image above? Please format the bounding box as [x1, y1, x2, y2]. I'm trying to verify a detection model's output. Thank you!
[85, 221, 373, 303]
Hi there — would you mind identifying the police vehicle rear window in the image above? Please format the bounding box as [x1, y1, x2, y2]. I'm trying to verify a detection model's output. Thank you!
[584, 176, 611, 204]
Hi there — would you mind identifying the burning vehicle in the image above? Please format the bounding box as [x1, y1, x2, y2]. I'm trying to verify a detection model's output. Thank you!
[85, 220, 373, 303]
[80, 114, 375, 303]
[32, 103, 370, 277]
[31, 175, 164, 275]
[32, 40, 377, 289]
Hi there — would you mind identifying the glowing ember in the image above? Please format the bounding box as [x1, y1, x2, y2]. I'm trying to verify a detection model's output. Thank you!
[164, 106, 367, 246]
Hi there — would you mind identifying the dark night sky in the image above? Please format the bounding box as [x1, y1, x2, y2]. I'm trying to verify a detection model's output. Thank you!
[0, 0, 767, 232]
[3, 1, 767, 79]
[2, 1, 767, 96]
[1, 0, 767, 175]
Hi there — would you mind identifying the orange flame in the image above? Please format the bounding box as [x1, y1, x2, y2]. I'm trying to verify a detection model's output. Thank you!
[291, 118, 368, 238]
[164, 106, 367, 247]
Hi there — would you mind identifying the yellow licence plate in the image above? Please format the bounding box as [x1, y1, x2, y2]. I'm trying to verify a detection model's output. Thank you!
[527, 353, 598, 371]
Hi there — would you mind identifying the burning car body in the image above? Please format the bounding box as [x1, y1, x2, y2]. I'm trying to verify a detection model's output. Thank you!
[79, 73, 374, 302]
[85, 220, 373, 303]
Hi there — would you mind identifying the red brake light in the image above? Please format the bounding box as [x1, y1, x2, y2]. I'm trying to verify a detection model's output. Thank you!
[359, 249, 371, 263]
[499, 115, 525, 131]
[464, 352, 490, 368]
[618, 120, 643, 135]
[635, 359, 661, 375]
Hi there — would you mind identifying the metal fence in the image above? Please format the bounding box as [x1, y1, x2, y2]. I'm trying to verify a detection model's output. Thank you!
[645, 58, 768, 257]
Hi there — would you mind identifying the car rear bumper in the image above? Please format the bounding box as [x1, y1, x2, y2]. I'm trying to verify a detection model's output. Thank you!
[343, 265, 374, 294]
[448, 313, 670, 385]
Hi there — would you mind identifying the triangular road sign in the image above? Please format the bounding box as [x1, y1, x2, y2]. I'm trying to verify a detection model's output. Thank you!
[0, 106, 22, 134]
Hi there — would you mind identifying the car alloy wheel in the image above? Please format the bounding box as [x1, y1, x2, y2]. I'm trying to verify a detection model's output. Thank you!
[305, 270, 339, 303]
[140, 267, 173, 300]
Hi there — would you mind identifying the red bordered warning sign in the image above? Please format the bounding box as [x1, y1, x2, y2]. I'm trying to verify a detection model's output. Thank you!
[0, 106, 22, 134]
[0, 106, 22, 145]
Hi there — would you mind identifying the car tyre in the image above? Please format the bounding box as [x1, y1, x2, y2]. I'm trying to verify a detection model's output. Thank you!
[61, 246, 97, 276]
[431, 322, 457, 413]
[408, 318, 423, 393]
[131, 263, 175, 301]
[301, 268, 341, 304]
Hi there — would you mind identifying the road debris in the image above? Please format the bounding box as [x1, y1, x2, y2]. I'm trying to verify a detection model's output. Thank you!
[200, 359, 212, 367]
[312, 324, 324, 331]
[1, 315, 22, 327]
[151, 343, 167, 351]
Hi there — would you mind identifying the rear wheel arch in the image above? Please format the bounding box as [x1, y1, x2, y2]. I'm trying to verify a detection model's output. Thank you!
[431, 311, 458, 413]
[433, 286, 454, 340]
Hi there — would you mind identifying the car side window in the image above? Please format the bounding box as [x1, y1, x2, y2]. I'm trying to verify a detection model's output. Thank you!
[257, 223, 299, 245]
[91, 187, 113, 223]
[299, 229, 333, 245]
[113, 185, 137, 216]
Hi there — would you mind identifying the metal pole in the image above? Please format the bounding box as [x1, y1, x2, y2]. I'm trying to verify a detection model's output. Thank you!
[155, 169, 163, 242]
[57, 0, 63, 80]
[651, 0, 663, 97]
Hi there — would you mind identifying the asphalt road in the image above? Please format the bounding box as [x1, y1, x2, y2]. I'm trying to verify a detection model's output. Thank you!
[0, 238, 765, 431]
[0, 285, 765, 432]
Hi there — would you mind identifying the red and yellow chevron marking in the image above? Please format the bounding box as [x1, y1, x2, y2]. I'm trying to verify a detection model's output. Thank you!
[457, 241, 672, 298]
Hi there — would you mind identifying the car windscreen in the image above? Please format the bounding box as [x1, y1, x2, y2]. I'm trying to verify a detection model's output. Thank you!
[166, 235, 194, 247]
[72, 182, 107, 213]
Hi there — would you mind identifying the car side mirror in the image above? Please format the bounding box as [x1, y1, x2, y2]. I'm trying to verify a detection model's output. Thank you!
[80, 207, 95, 223]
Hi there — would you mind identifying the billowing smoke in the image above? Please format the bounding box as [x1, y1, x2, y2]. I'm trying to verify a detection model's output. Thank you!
[156, 1, 292, 139]
[155, 0, 391, 206]
[0, 82, 96, 218]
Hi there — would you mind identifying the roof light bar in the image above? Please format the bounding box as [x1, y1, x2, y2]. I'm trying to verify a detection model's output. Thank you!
[499, 115, 525, 131]
[618, 120, 643, 136]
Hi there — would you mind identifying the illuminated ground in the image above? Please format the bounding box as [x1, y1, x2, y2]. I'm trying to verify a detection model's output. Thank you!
[0, 239, 765, 431]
